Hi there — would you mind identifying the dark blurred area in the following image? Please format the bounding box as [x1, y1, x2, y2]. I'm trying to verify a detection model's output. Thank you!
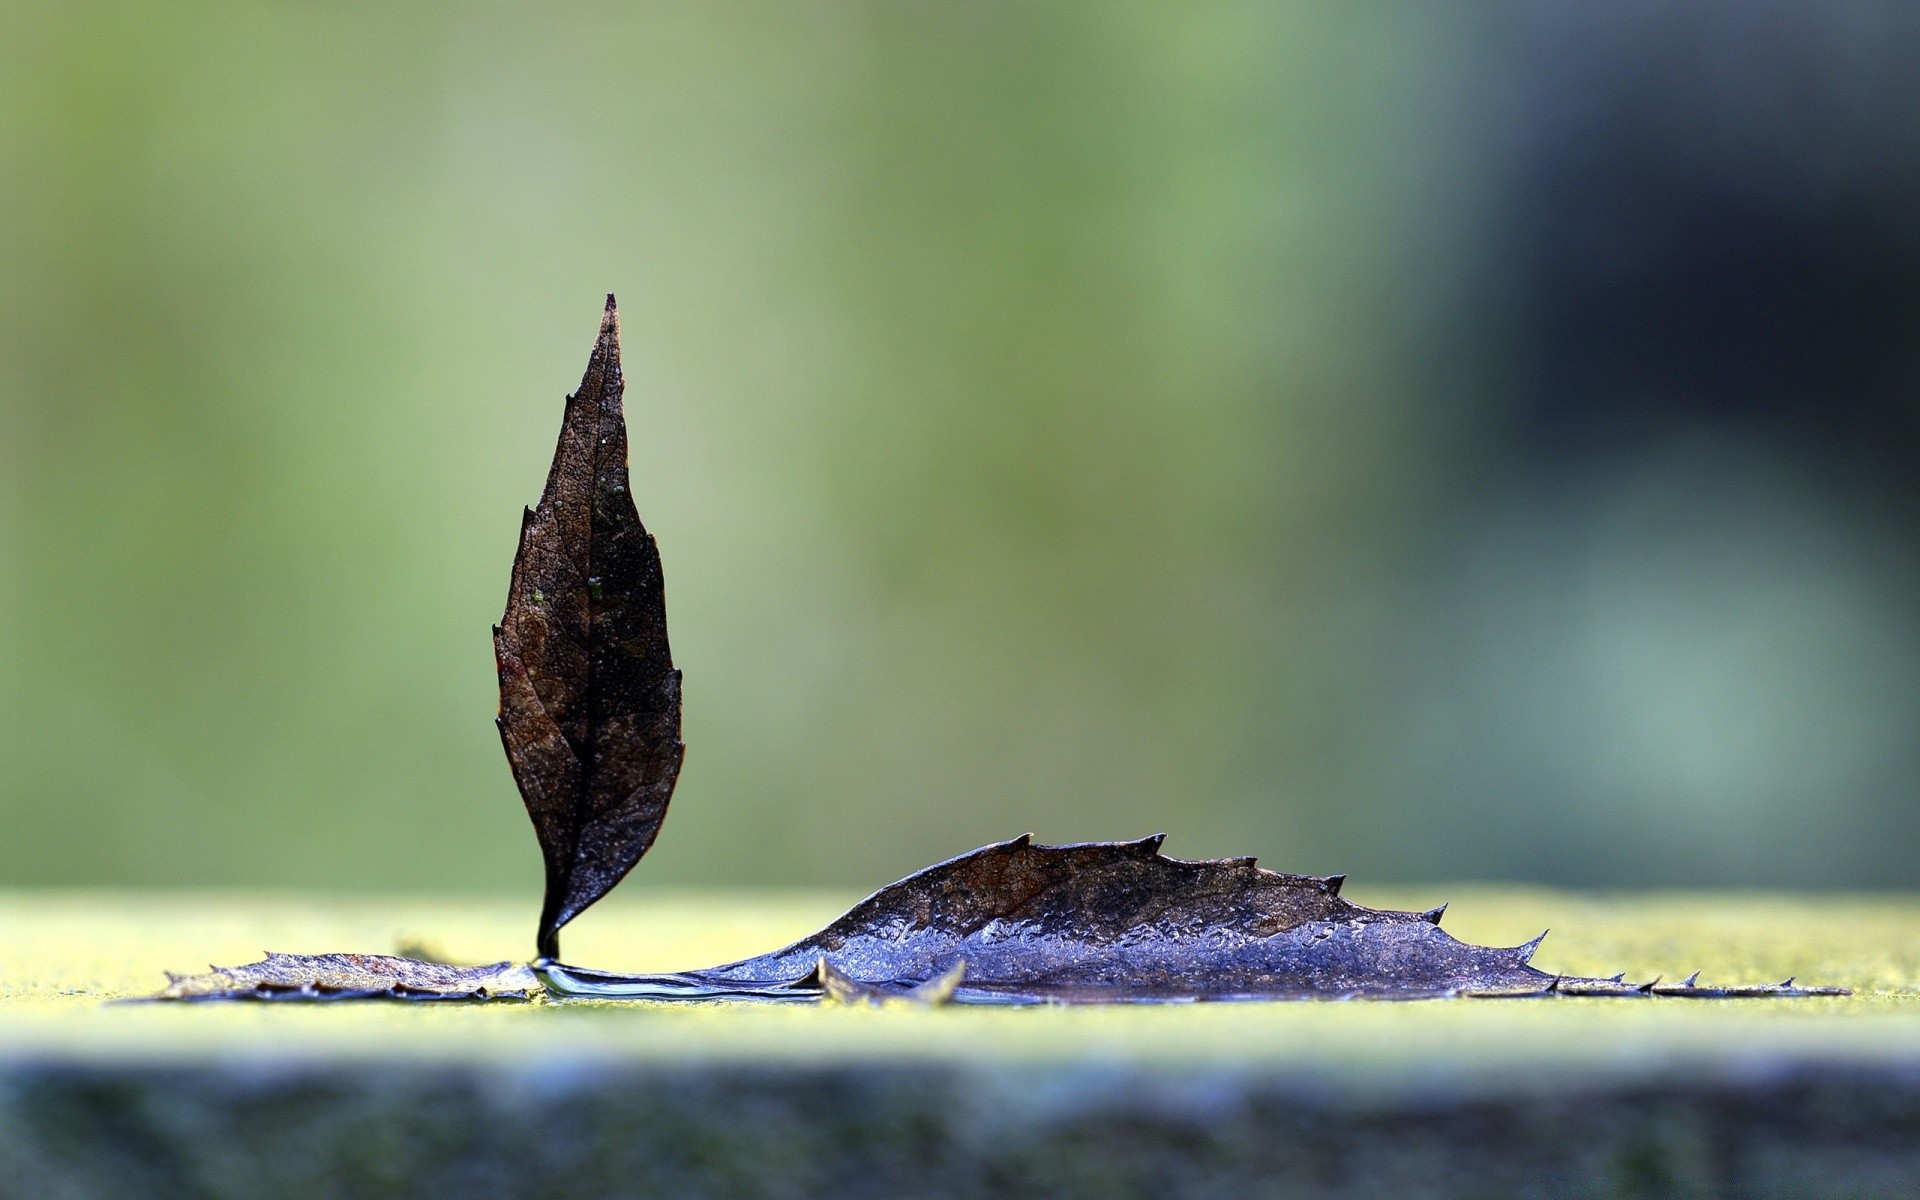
[1345, 4, 1920, 886]
[3, 3, 1917, 893]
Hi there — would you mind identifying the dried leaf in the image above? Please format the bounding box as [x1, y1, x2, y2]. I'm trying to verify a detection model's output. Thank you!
[148, 953, 540, 1002]
[150, 299, 1847, 1007]
[495, 296, 684, 960]
[539, 836, 1848, 1003]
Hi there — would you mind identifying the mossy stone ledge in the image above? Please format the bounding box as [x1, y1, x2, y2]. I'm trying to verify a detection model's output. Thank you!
[3, 887, 1919, 1199]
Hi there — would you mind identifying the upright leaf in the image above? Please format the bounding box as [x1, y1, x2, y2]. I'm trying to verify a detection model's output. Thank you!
[495, 296, 684, 960]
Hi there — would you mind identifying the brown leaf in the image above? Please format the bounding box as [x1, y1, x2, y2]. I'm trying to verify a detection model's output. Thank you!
[151, 300, 1846, 1007]
[148, 953, 540, 1002]
[495, 296, 684, 960]
[539, 836, 1849, 1003]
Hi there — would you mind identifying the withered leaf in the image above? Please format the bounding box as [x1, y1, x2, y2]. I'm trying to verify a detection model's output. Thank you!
[538, 836, 1849, 1003]
[149, 953, 539, 1002]
[150, 299, 1846, 1007]
[496, 296, 684, 960]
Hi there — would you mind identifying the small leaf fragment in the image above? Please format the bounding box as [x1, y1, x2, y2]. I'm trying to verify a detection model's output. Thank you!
[147, 953, 540, 1002]
[817, 959, 967, 1008]
[496, 296, 685, 960]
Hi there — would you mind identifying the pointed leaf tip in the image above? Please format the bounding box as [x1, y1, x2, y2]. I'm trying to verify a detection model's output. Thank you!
[1320, 874, 1346, 896]
[1420, 902, 1448, 925]
[596, 298, 621, 348]
[1681, 970, 1702, 988]
[1514, 930, 1548, 963]
[817, 958, 865, 1006]
[909, 961, 967, 1005]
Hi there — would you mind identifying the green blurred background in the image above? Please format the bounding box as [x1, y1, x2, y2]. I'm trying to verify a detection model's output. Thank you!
[5, 3, 1920, 898]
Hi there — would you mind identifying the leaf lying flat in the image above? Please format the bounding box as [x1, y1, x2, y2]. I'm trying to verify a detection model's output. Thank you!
[538, 836, 1849, 1004]
[144, 842, 1844, 1005]
[149, 953, 540, 1002]
[496, 296, 684, 961]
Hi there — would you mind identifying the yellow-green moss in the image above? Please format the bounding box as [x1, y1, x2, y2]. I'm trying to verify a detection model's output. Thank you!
[1, 886, 1917, 1078]
[5, 888, 1920, 1198]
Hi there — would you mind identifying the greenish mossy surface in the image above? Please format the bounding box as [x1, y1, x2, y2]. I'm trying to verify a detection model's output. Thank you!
[3, 886, 1917, 1072]
[0, 879, 1912, 1075]
[4, 887, 1920, 1198]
